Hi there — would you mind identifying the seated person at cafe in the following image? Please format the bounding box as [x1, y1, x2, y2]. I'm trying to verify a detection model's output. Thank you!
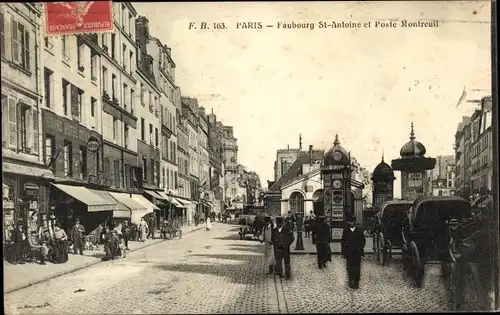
[160, 220, 169, 240]
[28, 230, 48, 265]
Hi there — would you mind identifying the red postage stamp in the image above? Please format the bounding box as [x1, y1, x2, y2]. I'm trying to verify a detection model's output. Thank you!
[44, 1, 114, 35]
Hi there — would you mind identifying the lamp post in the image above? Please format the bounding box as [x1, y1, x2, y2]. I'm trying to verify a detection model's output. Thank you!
[166, 189, 173, 221]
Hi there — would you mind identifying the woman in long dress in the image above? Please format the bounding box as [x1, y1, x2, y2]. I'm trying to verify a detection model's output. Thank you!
[206, 216, 212, 231]
[261, 217, 276, 275]
[139, 218, 148, 242]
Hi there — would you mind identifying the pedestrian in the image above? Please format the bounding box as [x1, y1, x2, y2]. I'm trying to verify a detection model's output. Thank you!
[206, 216, 212, 231]
[147, 216, 156, 239]
[217, 212, 221, 222]
[272, 217, 295, 280]
[261, 216, 276, 275]
[52, 223, 69, 264]
[71, 218, 85, 255]
[27, 230, 47, 265]
[341, 216, 366, 289]
[284, 211, 296, 231]
[139, 218, 148, 242]
[121, 220, 131, 250]
[12, 222, 27, 264]
[313, 216, 331, 269]
[102, 225, 118, 261]
[309, 211, 316, 241]
[304, 216, 311, 238]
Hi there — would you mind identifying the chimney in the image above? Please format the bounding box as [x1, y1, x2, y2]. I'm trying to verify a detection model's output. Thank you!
[309, 145, 313, 166]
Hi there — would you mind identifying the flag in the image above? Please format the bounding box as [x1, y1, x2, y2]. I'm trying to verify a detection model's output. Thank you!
[455, 86, 467, 107]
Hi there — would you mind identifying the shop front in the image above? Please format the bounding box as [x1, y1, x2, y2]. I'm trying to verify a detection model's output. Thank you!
[2, 164, 53, 240]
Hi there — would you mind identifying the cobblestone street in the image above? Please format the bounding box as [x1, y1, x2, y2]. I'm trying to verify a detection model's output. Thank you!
[5, 223, 452, 314]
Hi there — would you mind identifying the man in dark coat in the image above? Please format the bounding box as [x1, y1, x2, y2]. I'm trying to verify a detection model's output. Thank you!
[272, 217, 295, 279]
[341, 216, 366, 289]
[147, 216, 156, 239]
[121, 220, 131, 250]
[313, 216, 331, 269]
[12, 222, 27, 264]
[284, 211, 295, 231]
[71, 218, 85, 255]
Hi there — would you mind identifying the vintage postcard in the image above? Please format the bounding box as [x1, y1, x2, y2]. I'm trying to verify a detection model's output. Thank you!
[1, 1, 497, 314]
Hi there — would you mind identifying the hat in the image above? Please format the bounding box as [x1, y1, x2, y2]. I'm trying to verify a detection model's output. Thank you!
[318, 216, 326, 220]
[346, 216, 356, 222]
[275, 217, 284, 223]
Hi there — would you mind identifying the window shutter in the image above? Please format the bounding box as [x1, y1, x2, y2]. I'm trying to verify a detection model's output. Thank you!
[24, 30, 30, 70]
[70, 85, 79, 119]
[25, 106, 33, 150]
[11, 20, 20, 63]
[32, 107, 39, 154]
[8, 97, 18, 149]
[2, 96, 9, 147]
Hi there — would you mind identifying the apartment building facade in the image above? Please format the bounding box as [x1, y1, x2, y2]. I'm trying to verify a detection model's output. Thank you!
[145, 31, 178, 198]
[1, 3, 46, 236]
[182, 98, 201, 215]
[207, 110, 225, 213]
[99, 2, 140, 191]
[135, 16, 162, 193]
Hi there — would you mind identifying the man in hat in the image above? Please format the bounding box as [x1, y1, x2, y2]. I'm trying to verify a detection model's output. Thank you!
[341, 216, 366, 289]
[313, 216, 331, 269]
[71, 218, 85, 255]
[284, 211, 296, 231]
[12, 222, 27, 264]
[272, 216, 295, 279]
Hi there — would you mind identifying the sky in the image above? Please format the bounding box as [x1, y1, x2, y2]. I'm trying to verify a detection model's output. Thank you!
[133, 1, 492, 198]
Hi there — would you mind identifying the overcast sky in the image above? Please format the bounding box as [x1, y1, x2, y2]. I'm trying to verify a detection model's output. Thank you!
[133, 1, 491, 197]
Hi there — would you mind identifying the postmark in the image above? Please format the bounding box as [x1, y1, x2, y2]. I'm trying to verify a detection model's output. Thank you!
[44, 1, 113, 36]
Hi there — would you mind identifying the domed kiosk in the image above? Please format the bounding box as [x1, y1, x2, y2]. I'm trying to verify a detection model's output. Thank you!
[391, 123, 436, 201]
[321, 135, 364, 237]
[371, 153, 396, 209]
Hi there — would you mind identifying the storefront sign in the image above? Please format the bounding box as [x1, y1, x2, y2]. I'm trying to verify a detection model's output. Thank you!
[42, 109, 100, 145]
[24, 183, 39, 199]
[88, 171, 111, 187]
[87, 136, 100, 152]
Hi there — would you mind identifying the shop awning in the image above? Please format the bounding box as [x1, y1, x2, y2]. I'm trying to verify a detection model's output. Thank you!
[51, 183, 116, 212]
[156, 191, 170, 200]
[131, 194, 160, 211]
[4, 162, 54, 178]
[144, 189, 165, 200]
[177, 199, 192, 206]
[171, 197, 185, 208]
[202, 200, 215, 208]
[88, 189, 129, 213]
[109, 192, 147, 212]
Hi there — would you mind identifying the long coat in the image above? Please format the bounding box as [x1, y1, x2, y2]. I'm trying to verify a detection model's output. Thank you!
[272, 225, 295, 250]
[71, 224, 85, 246]
[314, 221, 331, 263]
[262, 224, 275, 266]
[341, 227, 366, 258]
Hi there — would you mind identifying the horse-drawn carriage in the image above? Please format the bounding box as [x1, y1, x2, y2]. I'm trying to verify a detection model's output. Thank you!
[373, 200, 413, 265]
[238, 206, 265, 240]
[401, 196, 473, 288]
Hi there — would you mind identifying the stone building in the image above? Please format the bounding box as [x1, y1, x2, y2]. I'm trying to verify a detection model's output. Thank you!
[2, 4, 46, 236]
[182, 97, 201, 218]
[424, 155, 455, 196]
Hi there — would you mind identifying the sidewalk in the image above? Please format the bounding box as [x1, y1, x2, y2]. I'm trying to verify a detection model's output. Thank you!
[3, 224, 204, 294]
[290, 232, 374, 255]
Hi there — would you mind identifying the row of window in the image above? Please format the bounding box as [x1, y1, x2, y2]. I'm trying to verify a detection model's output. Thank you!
[161, 167, 178, 191]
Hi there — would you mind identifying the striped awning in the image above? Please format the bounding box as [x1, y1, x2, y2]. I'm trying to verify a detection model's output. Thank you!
[144, 189, 165, 200]
[109, 192, 147, 212]
[51, 184, 116, 212]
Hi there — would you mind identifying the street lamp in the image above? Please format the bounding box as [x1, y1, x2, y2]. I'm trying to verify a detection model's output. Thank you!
[166, 189, 173, 221]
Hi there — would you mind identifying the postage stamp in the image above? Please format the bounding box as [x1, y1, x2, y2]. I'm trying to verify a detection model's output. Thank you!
[44, 1, 114, 36]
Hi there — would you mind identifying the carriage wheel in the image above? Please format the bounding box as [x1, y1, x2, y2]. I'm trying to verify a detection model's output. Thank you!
[379, 233, 388, 266]
[401, 244, 409, 273]
[410, 241, 424, 288]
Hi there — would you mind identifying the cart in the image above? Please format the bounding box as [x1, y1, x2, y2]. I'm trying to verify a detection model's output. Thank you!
[401, 196, 471, 288]
[373, 200, 413, 265]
